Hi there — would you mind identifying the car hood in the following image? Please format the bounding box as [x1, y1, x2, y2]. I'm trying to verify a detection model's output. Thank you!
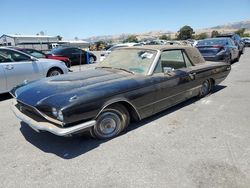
[37, 58, 63, 63]
[13, 68, 144, 109]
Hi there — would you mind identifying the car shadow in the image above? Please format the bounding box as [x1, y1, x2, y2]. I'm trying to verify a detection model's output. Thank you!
[0, 93, 12, 102]
[19, 85, 226, 159]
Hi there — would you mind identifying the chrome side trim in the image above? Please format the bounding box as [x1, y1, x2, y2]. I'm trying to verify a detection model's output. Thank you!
[96, 98, 142, 120]
[16, 100, 63, 126]
[12, 102, 96, 136]
[147, 50, 161, 76]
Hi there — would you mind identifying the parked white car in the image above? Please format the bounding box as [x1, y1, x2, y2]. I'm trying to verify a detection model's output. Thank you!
[100, 43, 142, 62]
[0, 47, 68, 94]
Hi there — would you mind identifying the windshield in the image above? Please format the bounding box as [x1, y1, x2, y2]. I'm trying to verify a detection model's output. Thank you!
[197, 39, 228, 46]
[99, 49, 157, 74]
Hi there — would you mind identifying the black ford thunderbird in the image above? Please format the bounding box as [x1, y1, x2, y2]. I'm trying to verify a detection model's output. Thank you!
[11, 46, 231, 139]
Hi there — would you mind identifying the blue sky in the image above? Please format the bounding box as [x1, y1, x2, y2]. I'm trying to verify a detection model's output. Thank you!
[1, 0, 250, 39]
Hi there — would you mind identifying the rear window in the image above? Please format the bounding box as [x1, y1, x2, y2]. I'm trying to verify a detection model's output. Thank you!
[49, 47, 65, 55]
[197, 39, 228, 46]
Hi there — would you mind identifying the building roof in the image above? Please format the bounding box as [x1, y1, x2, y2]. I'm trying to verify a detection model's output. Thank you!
[59, 40, 90, 44]
[1, 34, 57, 38]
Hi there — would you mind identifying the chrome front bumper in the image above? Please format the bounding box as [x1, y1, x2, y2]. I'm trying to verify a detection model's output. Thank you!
[11, 102, 96, 136]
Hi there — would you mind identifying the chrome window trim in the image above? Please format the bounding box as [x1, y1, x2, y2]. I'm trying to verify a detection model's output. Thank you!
[147, 50, 161, 76]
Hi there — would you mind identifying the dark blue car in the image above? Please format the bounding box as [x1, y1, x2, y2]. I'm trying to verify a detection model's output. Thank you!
[196, 38, 239, 63]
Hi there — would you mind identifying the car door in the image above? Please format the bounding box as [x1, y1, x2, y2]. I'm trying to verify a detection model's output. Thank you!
[0, 49, 44, 91]
[152, 50, 196, 113]
[0, 55, 7, 93]
[66, 48, 86, 65]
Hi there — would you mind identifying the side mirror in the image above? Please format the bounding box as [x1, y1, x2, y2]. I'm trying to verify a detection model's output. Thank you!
[163, 67, 175, 74]
[30, 57, 37, 61]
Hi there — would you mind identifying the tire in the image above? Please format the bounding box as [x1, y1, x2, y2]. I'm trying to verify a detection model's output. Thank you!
[47, 68, 63, 77]
[235, 53, 240, 62]
[90, 104, 130, 139]
[89, 56, 95, 64]
[199, 80, 211, 98]
[225, 54, 232, 64]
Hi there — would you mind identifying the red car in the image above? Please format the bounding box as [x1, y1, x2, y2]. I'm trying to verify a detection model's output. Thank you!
[10, 47, 71, 67]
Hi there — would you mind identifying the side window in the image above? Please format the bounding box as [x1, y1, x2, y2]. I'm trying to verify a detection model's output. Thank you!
[70, 48, 81, 55]
[183, 52, 193, 67]
[0, 55, 9, 63]
[0, 50, 30, 62]
[0, 51, 13, 63]
[29, 50, 46, 58]
[161, 50, 186, 70]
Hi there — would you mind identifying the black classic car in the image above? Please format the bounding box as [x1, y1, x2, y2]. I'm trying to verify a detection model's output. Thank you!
[11, 46, 231, 139]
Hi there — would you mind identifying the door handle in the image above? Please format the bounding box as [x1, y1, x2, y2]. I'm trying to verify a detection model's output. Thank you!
[189, 72, 196, 80]
[4, 65, 14, 70]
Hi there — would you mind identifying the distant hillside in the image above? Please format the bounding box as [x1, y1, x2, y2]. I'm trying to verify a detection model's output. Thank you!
[211, 20, 250, 30]
[84, 30, 174, 43]
[84, 20, 250, 42]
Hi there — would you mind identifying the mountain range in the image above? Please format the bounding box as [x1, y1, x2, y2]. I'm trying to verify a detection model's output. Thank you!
[84, 20, 250, 42]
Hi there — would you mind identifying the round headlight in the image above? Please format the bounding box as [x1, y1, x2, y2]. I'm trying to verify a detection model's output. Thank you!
[52, 107, 58, 117]
[57, 110, 64, 121]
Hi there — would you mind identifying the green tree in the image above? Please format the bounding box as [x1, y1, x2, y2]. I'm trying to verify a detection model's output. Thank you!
[194, 33, 208, 40]
[211, 30, 219, 38]
[235, 28, 246, 37]
[123, 35, 138, 43]
[177, 25, 195, 40]
[159, 34, 171, 40]
[95, 40, 107, 50]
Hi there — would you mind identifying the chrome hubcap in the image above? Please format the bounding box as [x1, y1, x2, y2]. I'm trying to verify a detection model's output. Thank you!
[98, 112, 121, 136]
[89, 57, 94, 64]
[201, 81, 209, 95]
[50, 71, 60, 76]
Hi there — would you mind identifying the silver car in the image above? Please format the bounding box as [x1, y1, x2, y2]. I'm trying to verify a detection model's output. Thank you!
[0, 47, 68, 94]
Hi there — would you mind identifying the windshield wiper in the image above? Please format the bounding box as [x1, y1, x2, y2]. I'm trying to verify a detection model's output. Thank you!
[114, 68, 134, 74]
[96, 66, 113, 69]
[96, 66, 134, 74]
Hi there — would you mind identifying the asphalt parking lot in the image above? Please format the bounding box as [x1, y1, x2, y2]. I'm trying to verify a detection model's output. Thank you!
[1, 49, 250, 188]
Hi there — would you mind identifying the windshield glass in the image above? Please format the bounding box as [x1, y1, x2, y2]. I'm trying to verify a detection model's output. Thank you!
[197, 39, 228, 46]
[99, 49, 157, 74]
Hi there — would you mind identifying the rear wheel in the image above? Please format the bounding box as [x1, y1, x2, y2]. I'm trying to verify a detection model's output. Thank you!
[90, 104, 130, 139]
[235, 53, 240, 62]
[199, 80, 211, 98]
[89, 56, 95, 64]
[225, 54, 232, 64]
[47, 68, 62, 77]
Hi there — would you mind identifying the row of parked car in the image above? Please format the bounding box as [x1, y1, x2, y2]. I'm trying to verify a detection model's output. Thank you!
[0, 46, 97, 94]
[100, 33, 246, 64]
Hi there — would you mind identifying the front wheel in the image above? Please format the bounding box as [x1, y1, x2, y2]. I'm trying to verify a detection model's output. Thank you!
[47, 68, 62, 77]
[90, 104, 130, 139]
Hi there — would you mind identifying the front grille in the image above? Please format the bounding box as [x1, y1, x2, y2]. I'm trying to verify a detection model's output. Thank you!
[16, 101, 46, 122]
[16, 101, 63, 126]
